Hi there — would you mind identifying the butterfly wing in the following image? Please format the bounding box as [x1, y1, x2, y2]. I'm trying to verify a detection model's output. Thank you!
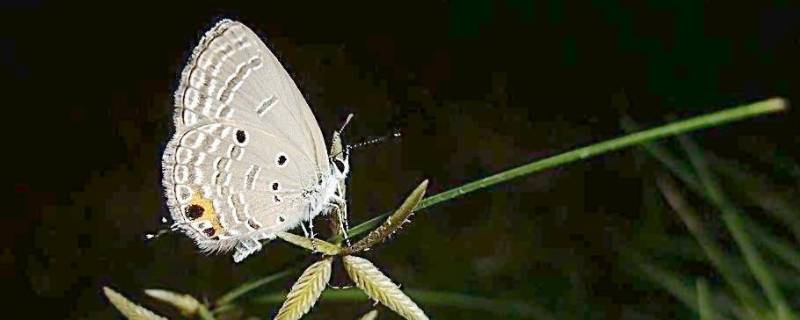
[162, 19, 330, 261]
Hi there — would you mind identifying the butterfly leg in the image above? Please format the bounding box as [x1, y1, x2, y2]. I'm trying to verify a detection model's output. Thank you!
[326, 195, 351, 246]
[302, 208, 320, 253]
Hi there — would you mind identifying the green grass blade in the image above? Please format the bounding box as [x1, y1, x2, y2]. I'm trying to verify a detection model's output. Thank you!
[710, 156, 800, 245]
[344, 98, 786, 240]
[254, 288, 553, 319]
[215, 269, 295, 307]
[622, 122, 800, 277]
[679, 135, 795, 320]
[633, 257, 699, 312]
[655, 174, 763, 313]
[697, 278, 715, 320]
[740, 214, 800, 274]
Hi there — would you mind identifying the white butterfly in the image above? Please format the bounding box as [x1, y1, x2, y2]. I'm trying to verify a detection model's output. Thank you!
[161, 19, 349, 262]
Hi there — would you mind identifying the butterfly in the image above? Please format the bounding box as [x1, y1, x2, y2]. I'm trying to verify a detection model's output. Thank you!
[161, 19, 350, 262]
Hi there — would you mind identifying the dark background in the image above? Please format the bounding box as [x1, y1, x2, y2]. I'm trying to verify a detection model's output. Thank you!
[4, 1, 800, 318]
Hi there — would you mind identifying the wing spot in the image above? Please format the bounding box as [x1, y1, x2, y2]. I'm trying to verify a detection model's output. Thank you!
[174, 165, 189, 184]
[228, 145, 245, 161]
[276, 152, 288, 167]
[203, 227, 216, 237]
[255, 95, 278, 117]
[235, 129, 248, 145]
[218, 56, 263, 104]
[175, 147, 193, 164]
[247, 219, 261, 230]
[185, 204, 204, 220]
[271, 181, 280, 192]
[244, 165, 261, 190]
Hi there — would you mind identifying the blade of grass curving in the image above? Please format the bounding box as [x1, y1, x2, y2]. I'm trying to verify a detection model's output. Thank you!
[343, 255, 429, 320]
[655, 174, 763, 315]
[620, 116, 703, 193]
[253, 288, 552, 319]
[343, 180, 428, 254]
[401, 289, 555, 320]
[633, 257, 699, 312]
[697, 278, 715, 320]
[679, 135, 796, 320]
[215, 268, 295, 307]
[343, 98, 786, 240]
[276, 232, 341, 255]
[629, 253, 754, 320]
[103, 286, 168, 320]
[144, 289, 215, 320]
[274, 258, 333, 320]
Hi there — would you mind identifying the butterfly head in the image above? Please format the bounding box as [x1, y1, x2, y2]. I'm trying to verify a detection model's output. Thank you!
[330, 129, 350, 179]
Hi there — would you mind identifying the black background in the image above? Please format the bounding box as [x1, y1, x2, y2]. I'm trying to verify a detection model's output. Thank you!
[5, 1, 800, 318]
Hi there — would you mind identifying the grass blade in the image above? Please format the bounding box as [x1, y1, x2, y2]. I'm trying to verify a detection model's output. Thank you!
[343, 255, 428, 320]
[623, 120, 800, 276]
[103, 287, 168, 320]
[215, 268, 294, 306]
[679, 135, 795, 320]
[655, 174, 763, 314]
[253, 288, 552, 319]
[697, 278, 715, 320]
[343, 180, 428, 254]
[274, 258, 333, 320]
[345, 98, 786, 239]
[144, 288, 215, 320]
[276, 232, 341, 255]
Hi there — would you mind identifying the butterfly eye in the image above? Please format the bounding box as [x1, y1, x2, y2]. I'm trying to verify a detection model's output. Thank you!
[333, 159, 346, 173]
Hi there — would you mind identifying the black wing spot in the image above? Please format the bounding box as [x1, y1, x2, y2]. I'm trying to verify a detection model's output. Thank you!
[276, 154, 288, 166]
[185, 204, 204, 220]
[235, 129, 247, 144]
[271, 181, 280, 191]
[278, 216, 286, 223]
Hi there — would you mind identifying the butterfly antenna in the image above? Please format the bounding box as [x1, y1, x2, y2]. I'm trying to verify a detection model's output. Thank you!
[347, 130, 401, 152]
[340, 113, 354, 133]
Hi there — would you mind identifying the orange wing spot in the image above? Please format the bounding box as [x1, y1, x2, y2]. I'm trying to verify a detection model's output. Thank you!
[189, 191, 224, 235]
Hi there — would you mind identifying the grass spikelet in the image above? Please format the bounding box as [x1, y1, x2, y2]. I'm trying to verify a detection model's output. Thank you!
[144, 288, 200, 316]
[357, 309, 379, 320]
[274, 257, 333, 320]
[277, 231, 341, 255]
[344, 180, 428, 254]
[103, 286, 167, 320]
[343, 255, 429, 320]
